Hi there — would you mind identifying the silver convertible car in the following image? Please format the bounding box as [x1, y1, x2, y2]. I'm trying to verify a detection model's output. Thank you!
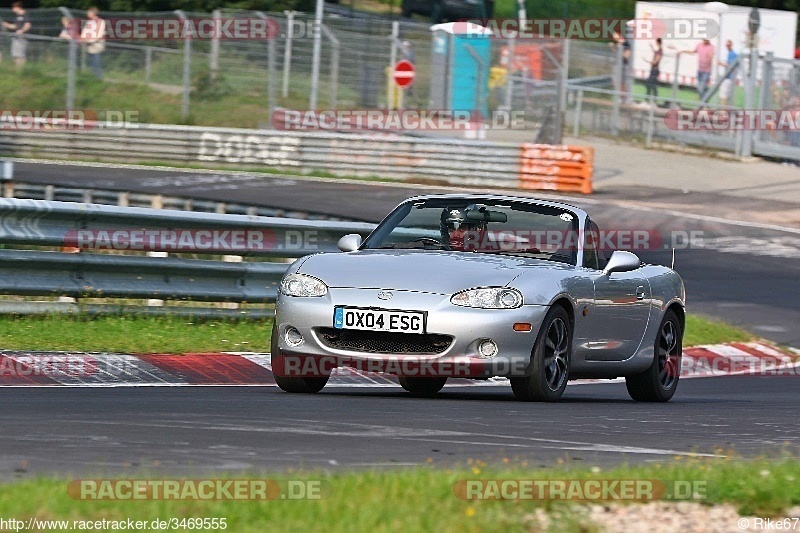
[272, 194, 685, 402]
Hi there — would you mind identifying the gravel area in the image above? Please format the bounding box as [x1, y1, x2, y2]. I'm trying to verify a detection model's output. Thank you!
[578, 503, 800, 532]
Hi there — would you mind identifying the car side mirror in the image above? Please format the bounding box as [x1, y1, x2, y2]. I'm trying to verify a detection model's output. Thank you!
[337, 234, 363, 252]
[602, 250, 641, 275]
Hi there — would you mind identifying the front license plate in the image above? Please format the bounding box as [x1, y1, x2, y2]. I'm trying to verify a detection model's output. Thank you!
[334, 307, 426, 334]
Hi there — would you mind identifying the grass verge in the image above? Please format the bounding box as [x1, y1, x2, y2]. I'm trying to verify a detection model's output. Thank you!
[0, 315, 271, 353]
[0, 457, 798, 532]
[0, 313, 754, 354]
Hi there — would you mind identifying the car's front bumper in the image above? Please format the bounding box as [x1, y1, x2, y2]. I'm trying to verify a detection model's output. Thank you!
[274, 288, 549, 378]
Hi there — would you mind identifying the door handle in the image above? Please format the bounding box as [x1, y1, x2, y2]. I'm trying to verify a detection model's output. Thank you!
[636, 286, 646, 300]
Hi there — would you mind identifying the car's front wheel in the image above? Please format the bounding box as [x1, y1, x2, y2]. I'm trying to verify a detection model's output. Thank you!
[271, 324, 329, 393]
[510, 305, 572, 401]
[625, 309, 682, 402]
[398, 376, 447, 395]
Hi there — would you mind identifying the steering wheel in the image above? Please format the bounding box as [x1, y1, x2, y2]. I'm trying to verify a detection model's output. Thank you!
[408, 237, 449, 248]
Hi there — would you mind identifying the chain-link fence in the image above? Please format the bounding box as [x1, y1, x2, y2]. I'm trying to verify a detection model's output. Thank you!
[2, 7, 796, 160]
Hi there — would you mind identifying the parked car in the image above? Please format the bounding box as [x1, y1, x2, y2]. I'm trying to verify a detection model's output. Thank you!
[401, 0, 494, 23]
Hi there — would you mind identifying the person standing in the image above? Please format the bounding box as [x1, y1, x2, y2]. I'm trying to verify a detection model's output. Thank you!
[2, 2, 31, 69]
[718, 40, 739, 107]
[80, 7, 106, 80]
[679, 38, 715, 100]
[645, 38, 663, 102]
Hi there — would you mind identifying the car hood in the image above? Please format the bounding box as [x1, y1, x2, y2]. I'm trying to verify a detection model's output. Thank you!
[297, 249, 567, 295]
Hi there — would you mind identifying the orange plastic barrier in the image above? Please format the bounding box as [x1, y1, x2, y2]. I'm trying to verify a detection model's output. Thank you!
[518, 143, 594, 194]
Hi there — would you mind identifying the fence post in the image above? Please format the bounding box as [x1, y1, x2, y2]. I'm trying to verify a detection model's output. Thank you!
[611, 42, 623, 136]
[671, 54, 680, 103]
[755, 52, 773, 150]
[572, 88, 583, 137]
[504, 34, 516, 110]
[210, 9, 220, 81]
[741, 42, 758, 157]
[282, 10, 295, 99]
[309, 0, 324, 110]
[257, 12, 277, 115]
[560, 38, 570, 112]
[175, 10, 191, 120]
[59, 7, 76, 110]
[646, 98, 655, 147]
[321, 24, 340, 109]
[144, 47, 152, 84]
[387, 21, 399, 109]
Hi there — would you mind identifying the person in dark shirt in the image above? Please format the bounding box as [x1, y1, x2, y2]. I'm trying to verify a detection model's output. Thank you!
[2, 1, 31, 68]
[645, 38, 663, 101]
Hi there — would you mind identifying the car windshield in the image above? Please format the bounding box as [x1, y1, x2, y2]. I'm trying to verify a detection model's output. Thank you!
[362, 199, 580, 265]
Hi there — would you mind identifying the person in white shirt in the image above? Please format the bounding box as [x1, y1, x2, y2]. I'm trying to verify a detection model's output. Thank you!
[80, 7, 106, 79]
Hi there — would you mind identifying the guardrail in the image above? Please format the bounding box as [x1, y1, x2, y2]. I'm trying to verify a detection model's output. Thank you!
[0, 123, 595, 194]
[0, 199, 377, 311]
[1, 181, 349, 221]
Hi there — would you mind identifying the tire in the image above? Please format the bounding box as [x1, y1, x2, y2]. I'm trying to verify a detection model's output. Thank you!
[271, 323, 329, 394]
[398, 376, 447, 395]
[510, 305, 572, 402]
[626, 309, 682, 402]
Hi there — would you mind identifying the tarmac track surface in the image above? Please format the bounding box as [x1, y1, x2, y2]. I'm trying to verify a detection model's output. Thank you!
[1, 376, 798, 477]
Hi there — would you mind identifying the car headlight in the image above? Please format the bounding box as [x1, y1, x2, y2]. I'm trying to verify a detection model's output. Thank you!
[281, 274, 328, 297]
[451, 287, 523, 309]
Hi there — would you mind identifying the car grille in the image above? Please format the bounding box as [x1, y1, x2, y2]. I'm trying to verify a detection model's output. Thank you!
[317, 328, 453, 355]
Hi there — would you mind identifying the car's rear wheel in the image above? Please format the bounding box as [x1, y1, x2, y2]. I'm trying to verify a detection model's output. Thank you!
[625, 309, 682, 402]
[398, 376, 447, 395]
[510, 305, 571, 402]
[271, 324, 329, 393]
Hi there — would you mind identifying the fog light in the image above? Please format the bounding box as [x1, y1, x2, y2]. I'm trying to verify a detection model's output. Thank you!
[284, 327, 304, 347]
[477, 339, 498, 358]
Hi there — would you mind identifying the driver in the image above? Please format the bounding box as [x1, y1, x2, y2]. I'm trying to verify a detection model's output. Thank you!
[441, 206, 487, 251]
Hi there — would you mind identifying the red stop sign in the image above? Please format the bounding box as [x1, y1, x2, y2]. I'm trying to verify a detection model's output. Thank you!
[393, 60, 415, 88]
